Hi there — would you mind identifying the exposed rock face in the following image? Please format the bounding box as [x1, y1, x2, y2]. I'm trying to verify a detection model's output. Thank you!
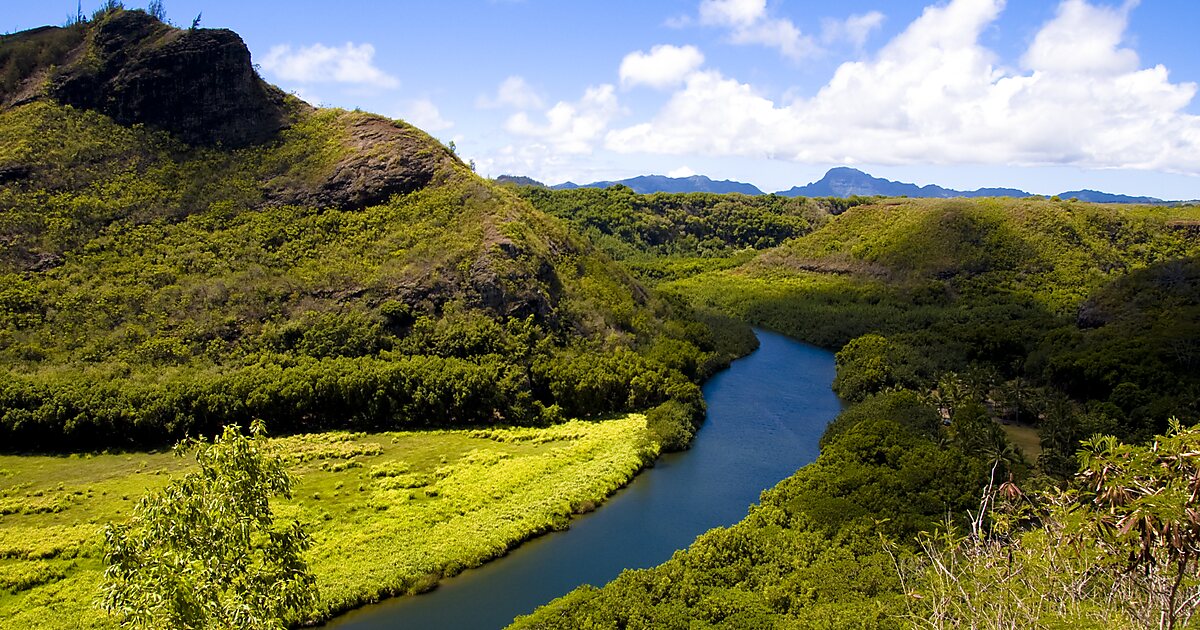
[1076, 300, 1110, 329]
[48, 11, 289, 147]
[2, 10, 466, 213]
[467, 240, 561, 321]
[267, 116, 460, 211]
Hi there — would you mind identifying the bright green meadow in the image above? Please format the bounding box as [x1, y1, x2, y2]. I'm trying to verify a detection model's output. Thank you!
[0, 414, 658, 627]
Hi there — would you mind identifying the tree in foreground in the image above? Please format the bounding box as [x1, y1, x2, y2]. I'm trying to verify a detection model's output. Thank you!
[100, 420, 317, 629]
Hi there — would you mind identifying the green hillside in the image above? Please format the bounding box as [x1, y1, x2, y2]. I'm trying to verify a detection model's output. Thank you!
[4, 8, 1198, 629]
[0, 10, 740, 452]
[665, 198, 1199, 442]
[0, 9, 762, 626]
[513, 194, 1200, 629]
[520, 189, 1200, 449]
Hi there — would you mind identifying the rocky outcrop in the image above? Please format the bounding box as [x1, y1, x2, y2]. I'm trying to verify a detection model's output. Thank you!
[3, 11, 463, 206]
[46, 10, 290, 147]
[467, 240, 562, 321]
[267, 116, 459, 210]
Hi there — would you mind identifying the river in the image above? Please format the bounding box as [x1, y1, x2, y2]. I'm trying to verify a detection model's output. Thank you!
[327, 329, 842, 629]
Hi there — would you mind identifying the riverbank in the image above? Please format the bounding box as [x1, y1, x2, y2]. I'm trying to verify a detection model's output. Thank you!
[0, 416, 659, 628]
[328, 329, 842, 630]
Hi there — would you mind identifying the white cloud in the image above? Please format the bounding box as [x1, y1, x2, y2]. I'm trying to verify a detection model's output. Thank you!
[605, 0, 1200, 175]
[821, 11, 886, 48]
[620, 45, 705, 90]
[668, 166, 697, 178]
[288, 88, 321, 107]
[699, 0, 765, 27]
[607, 70, 793, 156]
[699, 0, 817, 60]
[259, 43, 399, 88]
[1021, 0, 1138, 75]
[505, 84, 621, 154]
[477, 76, 544, 110]
[732, 19, 817, 61]
[397, 98, 453, 132]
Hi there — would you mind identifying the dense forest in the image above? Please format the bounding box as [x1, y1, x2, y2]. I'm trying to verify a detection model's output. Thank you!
[664, 198, 1200, 470]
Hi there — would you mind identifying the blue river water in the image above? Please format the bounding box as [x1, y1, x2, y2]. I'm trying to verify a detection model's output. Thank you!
[327, 329, 841, 629]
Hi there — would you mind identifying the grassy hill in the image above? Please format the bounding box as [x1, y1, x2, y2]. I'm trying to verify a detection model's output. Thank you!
[0, 9, 761, 627]
[516, 188, 1200, 471]
[664, 198, 1199, 437]
[511, 195, 1200, 630]
[0, 10, 743, 452]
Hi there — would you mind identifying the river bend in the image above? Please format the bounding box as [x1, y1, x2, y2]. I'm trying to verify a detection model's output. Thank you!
[329, 329, 841, 629]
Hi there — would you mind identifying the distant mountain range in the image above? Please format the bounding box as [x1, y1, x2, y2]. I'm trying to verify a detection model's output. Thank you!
[554, 174, 763, 195]
[496, 168, 1167, 204]
[777, 168, 1167, 203]
[775, 167, 1030, 199]
[1054, 189, 1166, 204]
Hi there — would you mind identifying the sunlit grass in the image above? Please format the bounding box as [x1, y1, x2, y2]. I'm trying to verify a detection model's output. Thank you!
[0, 415, 658, 627]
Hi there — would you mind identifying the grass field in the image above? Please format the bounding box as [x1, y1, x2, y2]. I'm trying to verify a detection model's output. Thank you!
[0, 415, 659, 627]
[998, 422, 1043, 463]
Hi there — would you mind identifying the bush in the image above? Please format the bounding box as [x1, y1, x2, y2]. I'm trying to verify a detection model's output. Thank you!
[645, 399, 703, 451]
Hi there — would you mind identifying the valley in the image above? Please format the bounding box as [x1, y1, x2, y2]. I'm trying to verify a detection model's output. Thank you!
[2, 4, 1199, 629]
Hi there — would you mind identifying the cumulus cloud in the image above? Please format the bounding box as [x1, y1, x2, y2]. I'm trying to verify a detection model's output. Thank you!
[398, 98, 453, 132]
[477, 76, 544, 110]
[1022, 0, 1138, 75]
[821, 11, 885, 48]
[505, 84, 621, 154]
[620, 45, 705, 89]
[606, 0, 1200, 174]
[259, 43, 399, 88]
[668, 166, 698, 178]
[699, 0, 817, 60]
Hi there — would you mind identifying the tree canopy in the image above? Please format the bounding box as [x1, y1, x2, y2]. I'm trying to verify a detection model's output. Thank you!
[100, 421, 317, 629]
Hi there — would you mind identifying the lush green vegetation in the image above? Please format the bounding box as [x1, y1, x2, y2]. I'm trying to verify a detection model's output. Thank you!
[662, 198, 1200, 465]
[511, 391, 990, 629]
[510, 193, 1199, 628]
[0, 16, 762, 627]
[100, 421, 316, 630]
[0, 415, 658, 627]
[0, 99, 744, 452]
[6, 12, 1198, 627]
[512, 396, 1200, 629]
[512, 185, 842, 284]
[905, 421, 1200, 629]
[512, 186, 821, 259]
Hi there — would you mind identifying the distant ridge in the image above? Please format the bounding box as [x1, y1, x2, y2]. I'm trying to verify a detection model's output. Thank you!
[515, 167, 1169, 203]
[495, 174, 546, 188]
[1057, 189, 1163, 204]
[777, 167, 1034, 200]
[551, 174, 763, 195]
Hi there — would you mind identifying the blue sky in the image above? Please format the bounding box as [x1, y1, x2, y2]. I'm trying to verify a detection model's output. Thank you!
[7, 1, 1200, 198]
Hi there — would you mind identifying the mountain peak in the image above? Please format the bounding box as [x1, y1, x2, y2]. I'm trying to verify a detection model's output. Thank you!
[780, 167, 930, 199]
[3, 8, 295, 147]
[824, 166, 869, 176]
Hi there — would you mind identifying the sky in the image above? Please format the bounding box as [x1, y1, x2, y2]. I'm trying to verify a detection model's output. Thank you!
[6, 0, 1200, 199]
